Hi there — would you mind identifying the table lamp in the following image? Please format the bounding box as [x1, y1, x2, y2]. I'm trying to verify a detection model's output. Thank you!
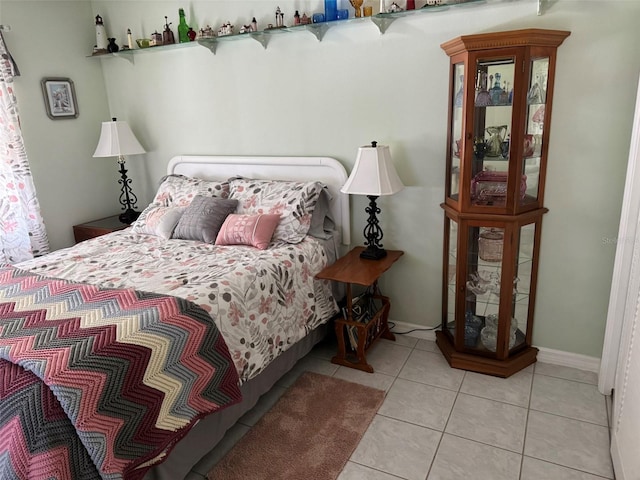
[341, 141, 404, 260]
[93, 118, 146, 224]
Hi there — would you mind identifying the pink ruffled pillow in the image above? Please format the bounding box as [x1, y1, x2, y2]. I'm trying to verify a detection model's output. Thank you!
[215, 214, 280, 250]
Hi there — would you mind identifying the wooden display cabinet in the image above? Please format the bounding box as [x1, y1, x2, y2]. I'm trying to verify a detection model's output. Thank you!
[436, 29, 570, 377]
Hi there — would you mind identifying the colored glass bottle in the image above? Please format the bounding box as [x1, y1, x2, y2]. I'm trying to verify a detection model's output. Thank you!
[325, 0, 338, 21]
[178, 8, 190, 43]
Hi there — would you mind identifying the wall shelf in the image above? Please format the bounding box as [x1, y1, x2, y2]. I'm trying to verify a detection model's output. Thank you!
[87, 41, 198, 64]
[87, 0, 486, 59]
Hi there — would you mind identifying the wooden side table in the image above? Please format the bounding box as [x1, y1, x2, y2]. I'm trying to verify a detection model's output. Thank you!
[73, 215, 129, 243]
[316, 247, 404, 373]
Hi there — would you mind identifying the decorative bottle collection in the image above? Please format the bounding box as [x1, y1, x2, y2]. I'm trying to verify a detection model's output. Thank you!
[91, 0, 413, 54]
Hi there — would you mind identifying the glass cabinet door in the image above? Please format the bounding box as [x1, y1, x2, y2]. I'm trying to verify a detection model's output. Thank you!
[460, 221, 537, 356]
[510, 222, 537, 350]
[463, 224, 505, 354]
[470, 57, 516, 208]
[444, 216, 458, 339]
[448, 62, 464, 202]
[521, 56, 550, 207]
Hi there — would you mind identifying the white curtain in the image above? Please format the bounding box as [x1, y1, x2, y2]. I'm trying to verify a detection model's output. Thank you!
[0, 31, 49, 263]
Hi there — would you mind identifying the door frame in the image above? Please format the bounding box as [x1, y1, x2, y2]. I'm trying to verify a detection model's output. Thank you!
[599, 74, 640, 395]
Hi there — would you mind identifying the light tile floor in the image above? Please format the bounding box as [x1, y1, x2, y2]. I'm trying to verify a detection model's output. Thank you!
[189, 335, 614, 480]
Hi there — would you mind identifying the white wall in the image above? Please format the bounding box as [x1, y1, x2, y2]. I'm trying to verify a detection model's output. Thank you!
[4, 0, 640, 358]
[1, 0, 114, 249]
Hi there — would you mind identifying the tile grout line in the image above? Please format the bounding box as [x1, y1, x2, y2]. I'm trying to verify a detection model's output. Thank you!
[423, 367, 467, 480]
[533, 370, 599, 386]
[347, 460, 409, 479]
[526, 404, 611, 429]
[521, 454, 614, 480]
[518, 363, 536, 480]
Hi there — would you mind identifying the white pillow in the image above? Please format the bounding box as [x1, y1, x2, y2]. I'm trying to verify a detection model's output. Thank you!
[131, 205, 186, 239]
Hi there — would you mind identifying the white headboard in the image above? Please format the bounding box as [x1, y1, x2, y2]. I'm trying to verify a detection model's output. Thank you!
[167, 155, 351, 245]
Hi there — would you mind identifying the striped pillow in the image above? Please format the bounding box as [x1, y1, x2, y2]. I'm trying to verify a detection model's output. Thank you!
[172, 196, 238, 243]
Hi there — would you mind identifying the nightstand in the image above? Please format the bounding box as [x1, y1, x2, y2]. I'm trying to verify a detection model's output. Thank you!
[73, 215, 129, 243]
[316, 246, 404, 373]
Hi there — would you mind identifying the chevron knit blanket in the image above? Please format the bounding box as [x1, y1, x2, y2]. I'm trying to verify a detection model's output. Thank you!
[0, 266, 241, 480]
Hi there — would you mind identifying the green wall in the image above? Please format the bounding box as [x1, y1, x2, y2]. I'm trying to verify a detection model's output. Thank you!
[3, 0, 640, 358]
[1, 0, 114, 249]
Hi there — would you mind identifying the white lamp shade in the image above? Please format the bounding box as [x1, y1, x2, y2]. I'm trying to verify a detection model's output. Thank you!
[341, 143, 404, 196]
[93, 119, 145, 157]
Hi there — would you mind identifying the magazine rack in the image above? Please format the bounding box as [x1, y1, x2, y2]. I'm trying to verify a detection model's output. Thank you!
[333, 294, 391, 373]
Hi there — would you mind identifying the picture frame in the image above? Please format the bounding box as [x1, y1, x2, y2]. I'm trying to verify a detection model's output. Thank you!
[41, 77, 79, 119]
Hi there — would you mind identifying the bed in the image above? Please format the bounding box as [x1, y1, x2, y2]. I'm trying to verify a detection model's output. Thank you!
[1, 155, 350, 480]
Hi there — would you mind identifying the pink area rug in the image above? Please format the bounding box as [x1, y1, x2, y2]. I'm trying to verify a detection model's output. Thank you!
[207, 371, 385, 480]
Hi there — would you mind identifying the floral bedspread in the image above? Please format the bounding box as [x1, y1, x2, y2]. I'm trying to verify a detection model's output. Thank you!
[17, 229, 338, 383]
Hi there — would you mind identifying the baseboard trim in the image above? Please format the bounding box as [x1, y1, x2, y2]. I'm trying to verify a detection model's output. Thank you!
[535, 347, 601, 373]
[390, 320, 601, 373]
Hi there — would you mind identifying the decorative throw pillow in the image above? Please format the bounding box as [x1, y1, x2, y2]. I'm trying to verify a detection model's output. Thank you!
[215, 214, 281, 250]
[152, 174, 230, 207]
[172, 196, 239, 243]
[131, 205, 186, 239]
[228, 178, 325, 244]
[307, 186, 336, 240]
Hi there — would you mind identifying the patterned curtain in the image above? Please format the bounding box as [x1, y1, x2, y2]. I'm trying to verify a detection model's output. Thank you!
[0, 31, 49, 263]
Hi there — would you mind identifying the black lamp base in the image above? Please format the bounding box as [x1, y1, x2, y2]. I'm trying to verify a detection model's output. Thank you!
[119, 209, 140, 225]
[360, 246, 388, 260]
[360, 195, 388, 261]
[116, 158, 140, 225]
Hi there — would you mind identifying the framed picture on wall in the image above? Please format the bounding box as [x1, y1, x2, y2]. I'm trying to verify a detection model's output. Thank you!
[41, 77, 79, 119]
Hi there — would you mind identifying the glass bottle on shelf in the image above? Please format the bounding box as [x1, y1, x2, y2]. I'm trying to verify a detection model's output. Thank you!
[475, 70, 491, 106]
[178, 8, 190, 43]
[163, 16, 175, 44]
[325, 0, 338, 21]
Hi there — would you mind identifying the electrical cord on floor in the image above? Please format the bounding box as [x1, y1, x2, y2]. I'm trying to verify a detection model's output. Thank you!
[388, 321, 441, 335]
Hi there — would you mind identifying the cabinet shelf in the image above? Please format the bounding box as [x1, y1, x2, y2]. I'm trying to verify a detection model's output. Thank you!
[474, 103, 513, 109]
